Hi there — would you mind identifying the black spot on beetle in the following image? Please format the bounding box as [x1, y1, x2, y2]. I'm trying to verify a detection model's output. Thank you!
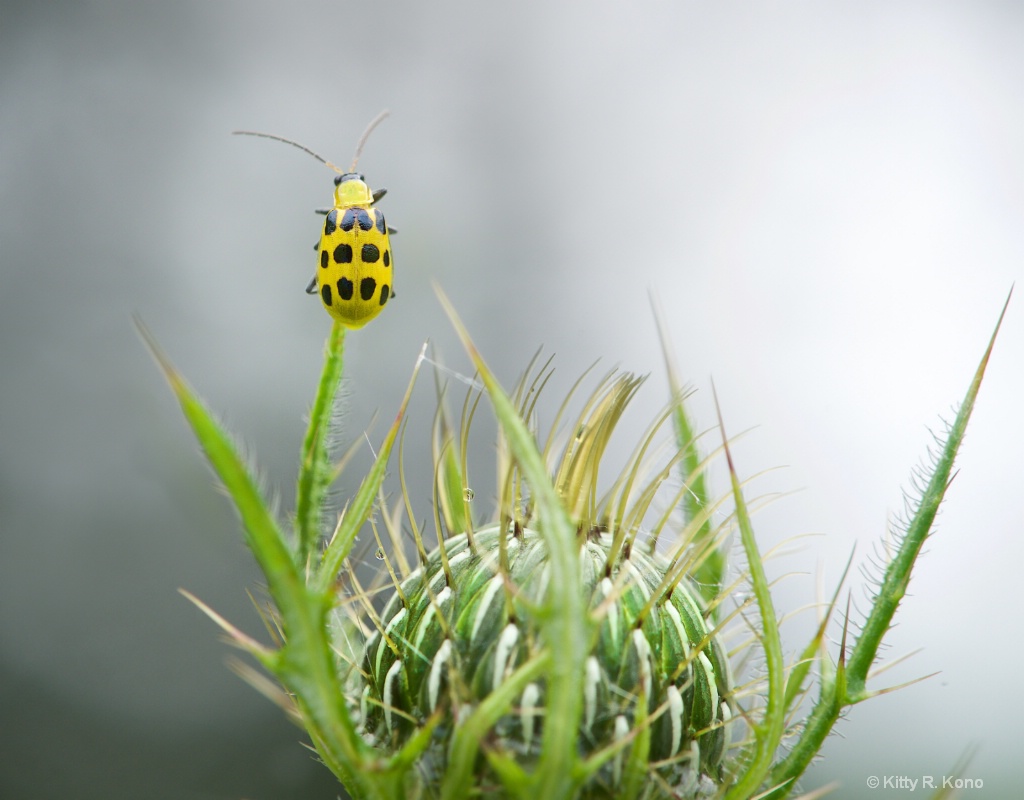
[320, 249, 329, 269]
[380, 285, 390, 305]
[375, 211, 386, 234]
[324, 209, 337, 235]
[360, 277, 376, 301]
[338, 277, 354, 301]
[320, 284, 332, 306]
[340, 208, 373, 232]
[334, 243, 353, 263]
[383, 249, 390, 267]
[361, 243, 379, 263]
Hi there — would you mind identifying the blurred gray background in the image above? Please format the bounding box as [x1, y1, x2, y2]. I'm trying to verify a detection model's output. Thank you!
[2, 2, 1022, 798]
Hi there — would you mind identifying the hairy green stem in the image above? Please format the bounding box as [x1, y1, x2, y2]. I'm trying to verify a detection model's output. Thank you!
[296, 321, 346, 562]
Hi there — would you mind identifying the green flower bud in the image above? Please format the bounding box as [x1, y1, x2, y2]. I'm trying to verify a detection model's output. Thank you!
[346, 522, 732, 797]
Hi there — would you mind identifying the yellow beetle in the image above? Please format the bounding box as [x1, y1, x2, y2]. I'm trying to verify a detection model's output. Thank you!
[235, 111, 394, 328]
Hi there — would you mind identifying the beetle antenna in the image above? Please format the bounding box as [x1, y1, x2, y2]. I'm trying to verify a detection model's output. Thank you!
[349, 110, 390, 172]
[232, 130, 344, 173]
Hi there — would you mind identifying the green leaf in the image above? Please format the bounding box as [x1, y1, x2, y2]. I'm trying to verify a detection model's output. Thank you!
[781, 549, 854, 716]
[713, 383, 786, 800]
[765, 289, 1011, 799]
[438, 285, 591, 800]
[433, 387, 472, 536]
[485, 749, 531, 799]
[653, 297, 725, 608]
[140, 321, 393, 800]
[137, 321, 298, 603]
[620, 694, 652, 800]
[442, 651, 551, 800]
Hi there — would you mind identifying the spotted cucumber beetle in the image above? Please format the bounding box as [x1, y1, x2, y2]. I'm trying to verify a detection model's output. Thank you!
[234, 111, 395, 328]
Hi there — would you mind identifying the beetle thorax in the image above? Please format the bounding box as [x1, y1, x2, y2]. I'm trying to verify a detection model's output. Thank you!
[334, 174, 374, 207]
